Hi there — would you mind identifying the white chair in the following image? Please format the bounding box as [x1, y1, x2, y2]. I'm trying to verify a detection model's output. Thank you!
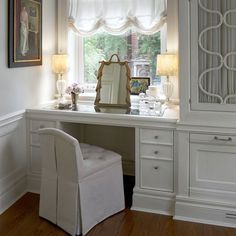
[38, 128, 125, 236]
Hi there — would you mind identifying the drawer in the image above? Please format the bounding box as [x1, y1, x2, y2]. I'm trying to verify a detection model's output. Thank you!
[140, 128, 173, 145]
[190, 133, 236, 145]
[140, 159, 173, 192]
[30, 120, 55, 132]
[140, 144, 173, 160]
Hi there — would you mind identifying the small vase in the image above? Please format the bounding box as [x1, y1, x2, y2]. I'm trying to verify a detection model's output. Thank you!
[71, 92, 78, 110]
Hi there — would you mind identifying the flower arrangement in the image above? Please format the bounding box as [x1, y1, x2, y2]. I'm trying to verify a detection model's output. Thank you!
[66, 82, 84, 95]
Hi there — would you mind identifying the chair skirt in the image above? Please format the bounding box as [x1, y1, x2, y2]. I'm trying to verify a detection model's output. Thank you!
[79, 161, 125, 235]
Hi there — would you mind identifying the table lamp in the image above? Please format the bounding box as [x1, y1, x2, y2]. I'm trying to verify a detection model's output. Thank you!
[52, 54, 69, 103]
[156, 54, 178, 103]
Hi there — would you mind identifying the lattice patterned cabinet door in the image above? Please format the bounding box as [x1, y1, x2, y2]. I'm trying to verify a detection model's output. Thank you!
[190, 0, 236, 112]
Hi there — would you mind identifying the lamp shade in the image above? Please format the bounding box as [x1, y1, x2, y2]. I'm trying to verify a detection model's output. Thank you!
[156, 54, 178, 76]
[52, 54, 69, 75]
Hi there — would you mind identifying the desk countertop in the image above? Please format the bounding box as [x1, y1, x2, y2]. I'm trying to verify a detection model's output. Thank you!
[26, 102, 179, 127]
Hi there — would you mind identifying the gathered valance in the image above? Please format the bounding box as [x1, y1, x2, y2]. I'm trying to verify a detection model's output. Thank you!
[68, 0, 167, 36]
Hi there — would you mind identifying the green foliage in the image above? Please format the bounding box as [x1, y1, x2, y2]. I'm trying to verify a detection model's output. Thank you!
[138, 32, 161, 79]
[84, 39, 105, 83]
[83, 30, 161, 83]
[84, 32, 128, 83]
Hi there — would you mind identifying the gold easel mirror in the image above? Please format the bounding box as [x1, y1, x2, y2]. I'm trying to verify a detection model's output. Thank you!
[94, 54, 131, 108]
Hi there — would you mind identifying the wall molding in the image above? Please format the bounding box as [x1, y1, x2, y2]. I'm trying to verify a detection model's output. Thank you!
[0, 110, 25, 128]
[0, 110, 27, 215]
[0, 175, 27, 214]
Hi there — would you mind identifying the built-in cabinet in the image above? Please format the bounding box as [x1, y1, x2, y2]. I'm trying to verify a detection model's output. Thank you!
[177, 0, 236, 228]
[25, 102, 236, 227]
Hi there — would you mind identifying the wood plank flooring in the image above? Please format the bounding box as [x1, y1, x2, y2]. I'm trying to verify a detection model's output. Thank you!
[1, 193, 236, 236]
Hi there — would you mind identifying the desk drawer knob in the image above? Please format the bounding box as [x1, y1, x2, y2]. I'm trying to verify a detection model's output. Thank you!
[154, 135, 159, 139]
[153, 166, 159, 170]
[154, 151, 159, 155]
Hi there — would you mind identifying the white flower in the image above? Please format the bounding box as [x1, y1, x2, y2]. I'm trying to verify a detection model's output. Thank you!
[66, 82, 84, 94]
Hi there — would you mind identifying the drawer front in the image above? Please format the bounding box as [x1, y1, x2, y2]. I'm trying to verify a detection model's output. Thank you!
[140, 144, 173, 160]
[140, 128, 173, 145]
[190, 133, 236, 145]
[30, 120, 55, 132]
[140, 159, 173, 192]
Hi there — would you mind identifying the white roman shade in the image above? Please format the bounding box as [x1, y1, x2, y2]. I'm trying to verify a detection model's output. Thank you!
[68, 0, 167, 36]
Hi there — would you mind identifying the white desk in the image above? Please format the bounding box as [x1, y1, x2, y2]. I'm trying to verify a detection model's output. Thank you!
[26, 103, 179, 215]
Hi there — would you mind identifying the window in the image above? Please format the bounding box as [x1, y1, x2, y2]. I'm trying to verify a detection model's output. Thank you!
[68, 27, 166, 93]
[67, 0, 167, 94]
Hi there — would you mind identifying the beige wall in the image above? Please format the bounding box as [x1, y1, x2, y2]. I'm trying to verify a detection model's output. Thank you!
[0, 0, 57, 116]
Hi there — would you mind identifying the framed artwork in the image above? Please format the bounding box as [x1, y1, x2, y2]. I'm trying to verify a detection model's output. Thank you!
[130, 77, 150, 95]
[8, 0, 42, 68]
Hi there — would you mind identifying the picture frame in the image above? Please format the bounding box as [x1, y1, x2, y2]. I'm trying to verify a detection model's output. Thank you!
[130, 77, 150, 95]
[8, 0, 42, 68]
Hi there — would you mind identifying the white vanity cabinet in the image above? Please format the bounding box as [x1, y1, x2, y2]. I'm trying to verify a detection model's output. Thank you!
[25, 107, 178, 214]
[139, 128, 173, 192]
[132, 127, 175, 215]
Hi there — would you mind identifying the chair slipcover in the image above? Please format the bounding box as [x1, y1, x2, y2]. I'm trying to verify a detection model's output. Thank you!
[38, 128, 125, 235]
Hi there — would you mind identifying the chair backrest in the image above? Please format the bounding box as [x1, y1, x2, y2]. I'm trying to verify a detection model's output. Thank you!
[38, 128, 84, 182]
[38, 129, 57, 176]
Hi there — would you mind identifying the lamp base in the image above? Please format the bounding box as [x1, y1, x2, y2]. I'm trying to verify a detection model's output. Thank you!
[162, 79, 173, 104]
[56, 78, 66, 104]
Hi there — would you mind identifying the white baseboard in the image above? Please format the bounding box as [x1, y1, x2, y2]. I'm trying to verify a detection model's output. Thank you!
[174, 196, 236, 228]
[0, 175, 27, 214]
[132, 187, 175, 215]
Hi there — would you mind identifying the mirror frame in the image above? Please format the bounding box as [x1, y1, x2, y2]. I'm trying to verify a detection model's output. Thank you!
[94, 54, 131, 108]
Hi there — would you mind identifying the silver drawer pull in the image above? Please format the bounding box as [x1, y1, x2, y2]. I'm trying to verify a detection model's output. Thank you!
[214, 136, 232, 142]
[154, 151, 159, 155]
[153, 166, 159, 170]
[154, 135, 159, 139]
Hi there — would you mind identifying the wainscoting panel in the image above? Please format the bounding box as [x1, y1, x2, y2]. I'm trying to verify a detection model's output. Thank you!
[0, 111, 27, 214]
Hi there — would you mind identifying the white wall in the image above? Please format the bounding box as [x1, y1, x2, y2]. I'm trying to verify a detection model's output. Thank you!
[0, 0, 57, 213]
[0, 0, 57, 117]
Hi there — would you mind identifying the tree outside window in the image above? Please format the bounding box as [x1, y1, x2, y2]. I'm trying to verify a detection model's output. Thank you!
[83, 30, 161, 85]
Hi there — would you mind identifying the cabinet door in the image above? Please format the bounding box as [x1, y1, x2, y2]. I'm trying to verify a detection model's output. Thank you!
[190, 0, 236, 112]
[190, 143, 236, 194]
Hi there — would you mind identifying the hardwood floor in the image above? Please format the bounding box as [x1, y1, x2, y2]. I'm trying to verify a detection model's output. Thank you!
[1, 193, 236, 236]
